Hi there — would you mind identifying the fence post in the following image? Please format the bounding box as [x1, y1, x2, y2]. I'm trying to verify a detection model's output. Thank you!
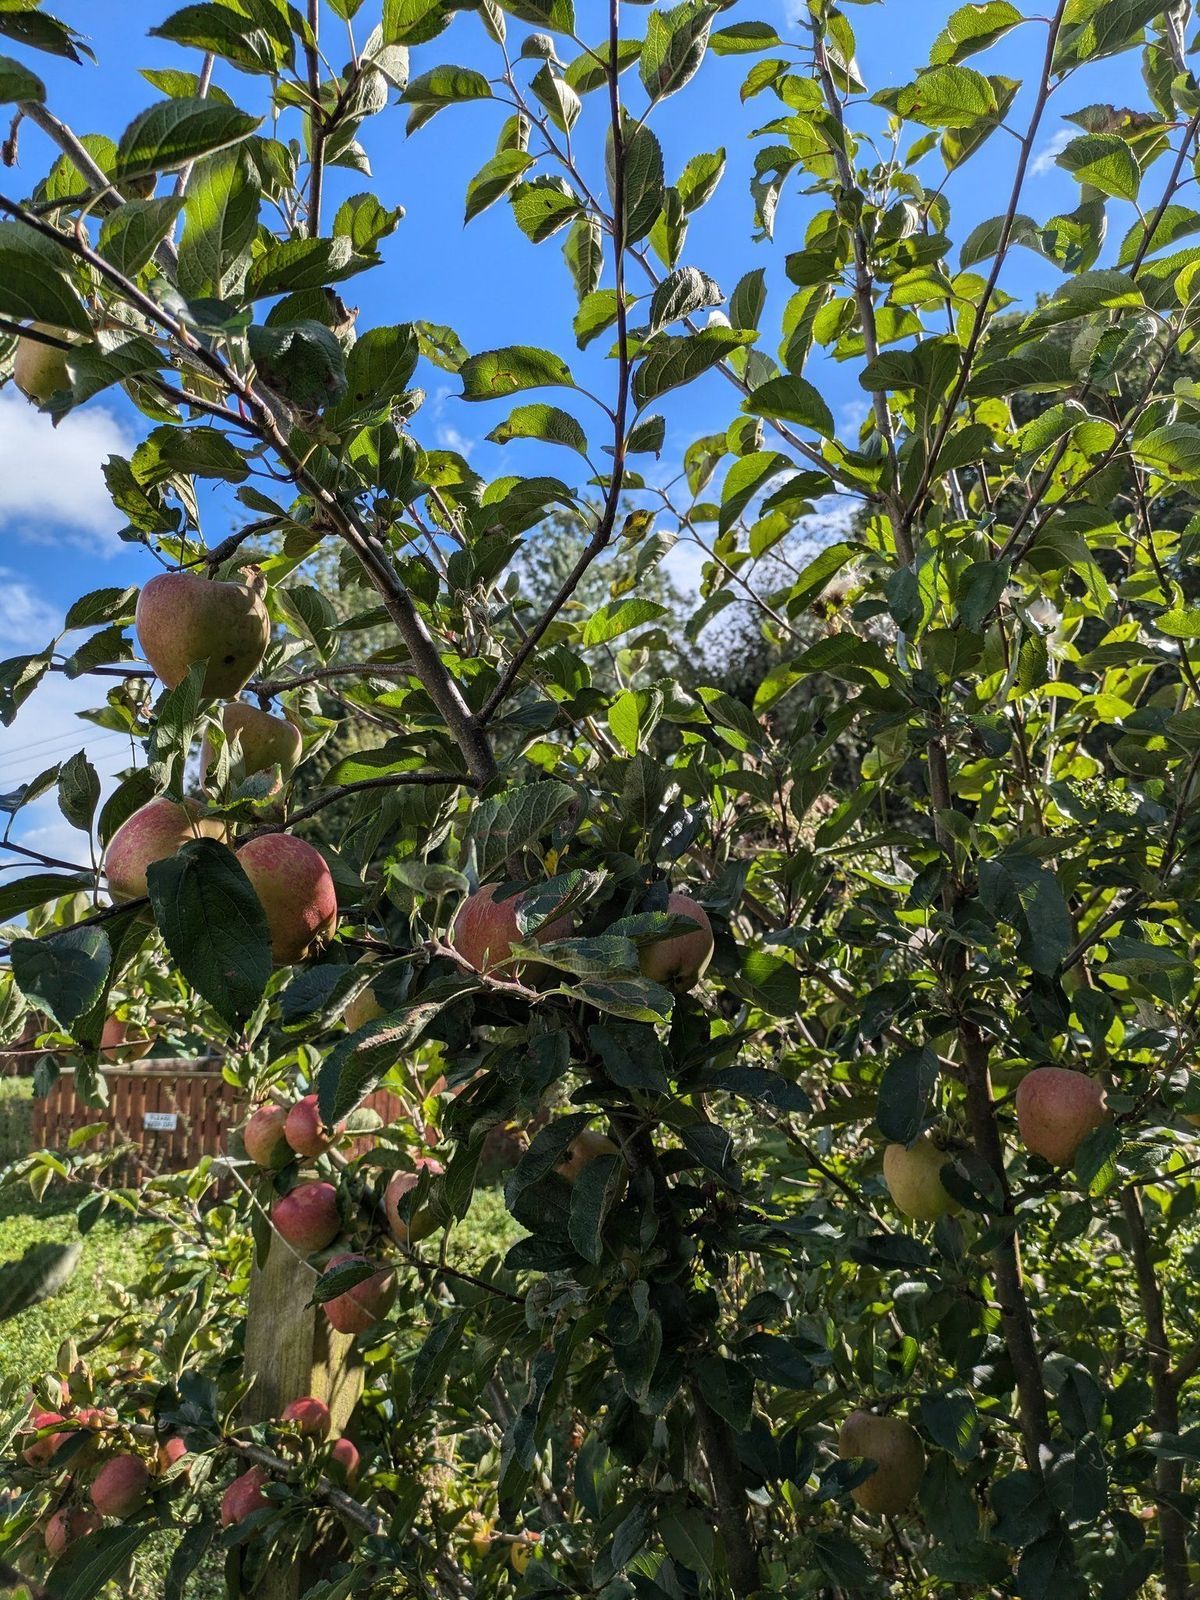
[240, 1234, 364, 1599]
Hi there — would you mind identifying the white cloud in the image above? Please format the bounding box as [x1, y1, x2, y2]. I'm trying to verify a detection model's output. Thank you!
[1031, 129, 1072, 177]
[0, 389, 134, 553]
[436, 424, 474, 457]
[0, 569, 59, 650]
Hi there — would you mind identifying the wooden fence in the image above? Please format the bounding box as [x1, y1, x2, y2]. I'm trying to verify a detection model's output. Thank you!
[30, 1063, 406, 1183]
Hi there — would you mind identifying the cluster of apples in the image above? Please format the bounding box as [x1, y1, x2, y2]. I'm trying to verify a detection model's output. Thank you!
[20, 1402, 186, 1557]
[101, 566, 337, 966]
[883, 1066, 1110, 1223]
[220, 1395, 358, 1528]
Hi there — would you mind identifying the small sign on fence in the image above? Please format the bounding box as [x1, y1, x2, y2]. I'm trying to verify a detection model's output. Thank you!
[143, 1111, 179, 1131]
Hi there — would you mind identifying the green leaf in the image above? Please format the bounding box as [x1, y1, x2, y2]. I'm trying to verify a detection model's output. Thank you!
[1055, 133, 1140, 202]
[47, 1524, 152, 1600]
[929, 2, 1022, 64]
[719, 451, 791, 535]
[486, 403, 588, 455]
[131, 426, 249, 486]
[978, 854, 1072, 976]
[633, 327, 751, 407]
[402, 63, 491, 109]
[648, 264, 722, 334]
[616, 118, 665, 244]
[497, 0, 575, 32]
[695, 1355, 753, 1429]
[343, 323, 418, 406]
[470, 781, 578, 876]
[573, 288, 618, 349]
[0, 52, 45, 102]
[460, 345, 574, 401]
[958, 559, 1010, 631]
[582, 599, 668, 645]
[177, 148, 260, 297]
[0, 241, 89, 333]
[115, 96, 261, 178]
[97, 196, 184, 278]
[244, 235, 357, 297]
[1133, 424, 1200, 480]
[563, 214, 604, 299]
[0, 1240, 81, 1323]
[11, 927, 111, 1025]
[1053, 0, 1164, 69]
[743, 372, 835, 437]
[709, 22, 781, 54]
[58, 751, 100, 835]
[248, 321, 347, 410]
[150, 3, 293, 75]
[0, 873, 95, 921]
[677, 148, 725, 213]
[511, 176, 582, 242]
[530, 63, 580, 132]
[658, 1508, 715, 1575]
[640, 0, 715, 103]
[895, 65, 997, 127]
[146, 839, 272, 1029]
[465, 148, 532, 222]
[319, 988, 465, 1121]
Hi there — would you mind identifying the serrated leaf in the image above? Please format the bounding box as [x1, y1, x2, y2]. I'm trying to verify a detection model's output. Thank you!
[460, 345, 574, 401]
[487, 402, 588, 454]
[116, 96, 261, 178]
[743, 372, 834, 437]
[11, 927, 111, 1025]
[465, 148, 532, 221]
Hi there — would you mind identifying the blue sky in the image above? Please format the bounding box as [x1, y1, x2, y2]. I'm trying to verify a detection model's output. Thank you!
[0, 1, 1140, 865]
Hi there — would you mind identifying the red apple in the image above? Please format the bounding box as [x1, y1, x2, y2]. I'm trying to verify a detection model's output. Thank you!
[156, 1436, 188, 1474]
[135, 569, 270, 699]
[44, 1505, 101, 1558]
[89, 1453, 149, 1518]
[271, 1182, 340, 1253]
[285, 1095, 338, 1159]
[555, 1130, 619, 1186]
[100, 1017, 151, 1062]
[384, 1159, 444, 1246]
[637, 892, 713, 992]
[882, 1137, 958, 1221]
[242, 1104, 290, 1168]
[104, 798, 226, 903]
[21, 1409, 68, 1466]
[329, 1437, 359, 1485]
[281, 1397, 330, 1438]
[450, 884, 571, 975]
[236, 834, 338, 965]
[220, 1465, 270, 1526]
[838, 1410, 926, 1515]
[322, 1253, 396, 1336]
[1016, 1067, 1108, 1166]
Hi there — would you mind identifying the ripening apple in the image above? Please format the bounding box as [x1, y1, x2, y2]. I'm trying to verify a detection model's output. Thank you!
[281, 1396, 330, 1438]
[556, 1130, 619, 1186]
[637, 892, 714, 992]
[236, 834, 338, 965]
[322, 1253, 397, 1336]
[100, 1017, 151, 1062]
[510, 1534, 540, 1574]
[104, 798, 226, 903]
[220, 1466, 270, 1526]
[202, 701, 303, 790]
[450, 883, 571, 975]
[384, 1159, 444, 1246]
[156, 1436, 188, 1474]
[44, 1506, 101, 1558]
[344, 981, 384, 1031]
[242, 1104, 291, 1169]
[21, 1409, 68, 1466]
[837, 1410, 926, 1516]
[882, 1137, 958, 1221]
[13, 325, 71, 405]
[135, 568, 270, 699]
[1016, 1066, 1108, 1166]
[329, 1437, 359, 1485]
[465, 1515, 493, 1556]
[89, 1453, 149, 1518]
[271, 1181, 341, 1253]
[285, 1095, 339, 1159]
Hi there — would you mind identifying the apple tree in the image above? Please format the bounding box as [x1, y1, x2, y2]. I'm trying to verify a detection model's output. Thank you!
[2, 0, 1200, 1597]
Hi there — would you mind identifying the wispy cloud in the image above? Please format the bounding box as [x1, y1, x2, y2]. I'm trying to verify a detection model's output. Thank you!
[1030, 128, 1072, 178]
[0, 389, 134, 553]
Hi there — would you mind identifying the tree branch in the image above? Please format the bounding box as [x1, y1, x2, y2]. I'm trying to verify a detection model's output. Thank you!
[305, 1, 325, 238]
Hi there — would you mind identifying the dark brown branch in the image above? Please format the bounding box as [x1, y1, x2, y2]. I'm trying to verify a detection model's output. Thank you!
[305, 1, 325, 238]
[0, 838, 94, 874]
[691, 1380, 761, 1597]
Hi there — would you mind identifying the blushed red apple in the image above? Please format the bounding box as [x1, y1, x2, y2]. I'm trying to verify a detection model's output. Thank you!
[271, 1181, 340, 1252]
[242, 1104, 290, 1168]
[1016, 1067, 1108, 1166]
[202, 701, 302, 786]
[285, 1095, 339, 1159]
[384, 1159, 444, 1246]
[89, 1453, 149, 1518]
[135, 569, 270, 699]
[44, 1506, 101, 1558]
[556, 1130, 619, 1186]
[450, 884, 571, 975]
[104, 798, 225, 902]
[281, 1396, 330, 1438]
[322, 1253, 397, 1336]
[638, 892, 713, 992]
[330, 1437, 359, 1485]
[221, 1465, 270, 1526]
[21, 1409, 68, 1466]
[237, 834, 338, 965]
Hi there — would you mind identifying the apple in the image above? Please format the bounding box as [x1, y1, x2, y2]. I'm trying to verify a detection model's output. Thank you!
[450, 883, 571, 975]
[285, 1095, 338, 1159]
[100, 1017, 151, 1062]
[220, 1466, 270, 1527]
[384, 1159, 444, 1246]
[882, 1137, 958, 1221]
[89, 1453, 149, 1518]
[510, 1534, 540, 1574]
[271, 1181, 340, 1253]
[465, 1515, 493, 1556]
[242, 1104, 290, 1169]
[638, 892, 713, 992]
[156, 1436, 188, 1474]
[104, 798, 225, 903]
[344, 982, 384, 1031]
[202, 701, 303, 787]
[13, 325, 71, 405]
[322, 1253, 397, 1336]
[556, 1130, 619, 1186]
[135, 569, 270, 699]
[1016, 1067, 1108, 1166]
[281, 1396, 330, 1438]
[329, 1436, 359, 1485]
[837, 1410, 926, 1516]
[236, 834, 338, 965]
[44, 1506, 101, 1558]
[21, 1409, 68, 1466]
